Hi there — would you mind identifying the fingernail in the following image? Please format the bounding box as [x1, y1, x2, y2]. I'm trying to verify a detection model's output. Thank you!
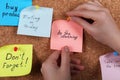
[64, 46, 69, 53]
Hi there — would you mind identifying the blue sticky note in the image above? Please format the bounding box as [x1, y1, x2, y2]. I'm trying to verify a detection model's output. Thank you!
[17, 6, 53, 37]
[0, 0, 32, 26]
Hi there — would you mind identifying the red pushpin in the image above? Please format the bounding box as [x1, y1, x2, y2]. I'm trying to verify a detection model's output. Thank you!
[14, 47, 18, 52]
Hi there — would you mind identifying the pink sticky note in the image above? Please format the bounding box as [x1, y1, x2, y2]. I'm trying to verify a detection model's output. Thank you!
[99, 52, 120, 80]
[50, 20, 83, 52]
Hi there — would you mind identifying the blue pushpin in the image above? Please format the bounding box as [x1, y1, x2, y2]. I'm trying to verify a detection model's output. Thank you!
[113, 52, 119, 56]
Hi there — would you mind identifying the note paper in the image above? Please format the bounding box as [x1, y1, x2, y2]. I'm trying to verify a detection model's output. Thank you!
[0, 0, 32, 26]
[99, 52, 120, 80]
[0, 44, 33, 77]
[17, 6, 53, 37]
[50, 20, 83, 52]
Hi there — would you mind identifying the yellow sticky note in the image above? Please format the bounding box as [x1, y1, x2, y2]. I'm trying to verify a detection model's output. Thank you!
[0, 44, 33, 77]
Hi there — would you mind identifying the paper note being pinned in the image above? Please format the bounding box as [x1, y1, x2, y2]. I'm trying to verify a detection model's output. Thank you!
[99, 52, 120, 80]
[17, 6, 53, 37]
[0, 44, 33, 77]
[0, 0, 32, 26]
[50, 20, 83, 52]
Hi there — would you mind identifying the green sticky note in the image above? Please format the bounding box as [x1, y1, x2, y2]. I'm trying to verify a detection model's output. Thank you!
[0, 44, 33, 77]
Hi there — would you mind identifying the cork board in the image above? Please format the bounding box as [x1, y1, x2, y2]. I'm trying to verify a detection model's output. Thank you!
[0, 0, 120, 80]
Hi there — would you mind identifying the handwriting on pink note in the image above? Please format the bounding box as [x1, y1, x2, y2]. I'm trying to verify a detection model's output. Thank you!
[50, 20, 83, 52]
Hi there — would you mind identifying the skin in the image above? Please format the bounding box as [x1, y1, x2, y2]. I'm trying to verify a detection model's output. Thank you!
[41, 0, 120, 80]
[41, 46, 84, 80]
[67, 0, 120, 53]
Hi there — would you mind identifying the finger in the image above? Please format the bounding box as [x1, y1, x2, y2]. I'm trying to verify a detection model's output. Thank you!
[71, 58, 81, 64]
[71, 64, 84, 71]
[94, 0, 103, 6]
[71, 17, 93, 33]
[88, 0, 103, 7]
[67, 10, 99, 20]
[46, 51, 61, 62]
[71, 70, 81, 75]
[70, 52, 74, 55]
[61, 46, 70, 70]
[41, 67, 45, 75]
[74, 3, 102, 11]
[87, 1, 96, 5]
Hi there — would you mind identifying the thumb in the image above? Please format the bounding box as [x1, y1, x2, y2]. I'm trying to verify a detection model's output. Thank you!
[61, 46, 70, 71]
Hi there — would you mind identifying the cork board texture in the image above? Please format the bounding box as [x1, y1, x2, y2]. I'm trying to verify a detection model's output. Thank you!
[0, 0, 120, 80]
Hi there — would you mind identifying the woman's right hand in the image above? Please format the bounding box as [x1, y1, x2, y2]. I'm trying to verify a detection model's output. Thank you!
[67, 0, 120, 52]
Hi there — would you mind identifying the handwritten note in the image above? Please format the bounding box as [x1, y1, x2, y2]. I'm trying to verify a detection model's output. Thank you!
[17, 6, 53, 37]
[50, 20, 83, 52]
[99, 52, 120, 80]
[0, 44, 33, 77]
[0, 0, 32, 26]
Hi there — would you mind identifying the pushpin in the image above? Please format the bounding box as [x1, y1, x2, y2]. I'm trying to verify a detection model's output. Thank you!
[67, 17, 71, 21]
[14, 47, 18, 52]
[113, 51, 119, 56]
[35, 5, 40, 9]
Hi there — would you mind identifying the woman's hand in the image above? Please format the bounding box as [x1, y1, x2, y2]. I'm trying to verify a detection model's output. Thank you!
[67, 0, 120, 53]
[41, 46, 84, 80]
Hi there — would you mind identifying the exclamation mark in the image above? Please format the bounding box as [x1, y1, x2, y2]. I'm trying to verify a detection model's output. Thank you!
[25, 57, 28, 67]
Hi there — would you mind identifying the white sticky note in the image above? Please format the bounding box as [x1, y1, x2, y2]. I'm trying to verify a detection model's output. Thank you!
[17, 6, 53, 37]
[99, 52, 120, 80]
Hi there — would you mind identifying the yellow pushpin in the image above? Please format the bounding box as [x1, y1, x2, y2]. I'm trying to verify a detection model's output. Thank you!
[35, 5, 40, 9]
[67, 16, 71, 21]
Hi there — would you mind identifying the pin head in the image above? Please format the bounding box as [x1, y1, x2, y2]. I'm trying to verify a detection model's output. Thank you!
[14, 47, 18, 52]
[113, 52, 119, 56]
[35, 5, 40, 9]
[67, 17, 71, 21]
